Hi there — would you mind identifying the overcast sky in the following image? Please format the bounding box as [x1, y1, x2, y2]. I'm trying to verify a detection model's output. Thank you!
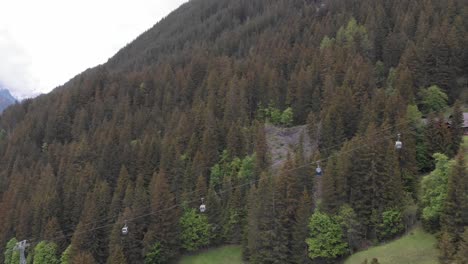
[0, 0, 187, 99]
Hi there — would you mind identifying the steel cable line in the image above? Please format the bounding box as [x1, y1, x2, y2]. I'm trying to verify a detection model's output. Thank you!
[26, 104, 438, 245]
[51, 113, 414, 236]
[23, 125, 412, 247]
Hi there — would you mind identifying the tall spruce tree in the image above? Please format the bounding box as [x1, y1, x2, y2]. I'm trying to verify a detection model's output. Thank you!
[271, 157, 300, 263]
[441, 153, 466, 234]
[253, 122, 269, 178]
[455, 228, 468, 264]
[244, 185, 259, 261]
[144, 171, 180, 261]
[249, 172, 276, 263]
[291, 190, 314, 264]
[106, 217, 128, 264]
[109, 166, 130, 221]
[206, 186, 222, 245]
[440, 152, 467, 261]
[450, 101, 464, 154]
[71, 181, 111, 262]
[347, 135, 374, 238]
[321, 155, 340, 214]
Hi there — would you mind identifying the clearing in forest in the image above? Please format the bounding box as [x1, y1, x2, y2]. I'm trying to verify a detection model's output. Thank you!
[344, 226, 439, 264]
[178, 245, 243, 264]
[265, 124, 316, 170]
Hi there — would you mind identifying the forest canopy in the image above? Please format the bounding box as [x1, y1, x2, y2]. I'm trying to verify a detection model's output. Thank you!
[0, 0, 466, 263]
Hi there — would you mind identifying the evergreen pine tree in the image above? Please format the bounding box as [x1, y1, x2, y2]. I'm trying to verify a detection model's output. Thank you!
[109, 166, 130, 221]
[224, 186, 244, 244]
[144, 171, 180, 261]
[195, 174, 208, 202]
[226, 121, 244, 158]
[439, 231, 456, 263]
[243, 185, 258, 261]
[272, 156, 299, 263]
[43, 217, 65, 252]
[253, 122, 269, 178]
[250, 172, 276, 263]
[307, 112, 319, 147]
[320, 109, 345, 157]
[347, 135, 373, 238]
[71, 252, 97, 264]
[126, 175, 150, 263]
[291, 190, 313, 264]
[450, 100, 464, 154]
[206, 186, 222, 245]
[455, 228, 468, 264]
[294, 134, 314, 195]
[106, 217, 128, 264]
[379, 142, 404, 210]
[107, 245, 127, 264]
[397, 117, 419, 195]
[71, 181, 111, 262]
[321, 155, 340, 214]
[440, 152, 467, 257]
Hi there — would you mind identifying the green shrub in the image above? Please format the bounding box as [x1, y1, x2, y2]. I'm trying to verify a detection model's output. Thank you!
[306, 211, 348, 262]
[377, 210, 404, 241]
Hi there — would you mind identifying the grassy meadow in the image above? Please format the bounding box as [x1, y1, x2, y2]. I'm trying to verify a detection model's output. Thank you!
[179, 245, 243, 264]
[345, 227, 439, 264]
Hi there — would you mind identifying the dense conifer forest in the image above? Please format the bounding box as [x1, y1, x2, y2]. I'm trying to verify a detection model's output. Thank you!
[0, 0, 466, 263]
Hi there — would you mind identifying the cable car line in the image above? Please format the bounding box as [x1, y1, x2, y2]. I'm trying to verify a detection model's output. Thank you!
[43, 117, 414, 241]
[20, 126, 410, 248]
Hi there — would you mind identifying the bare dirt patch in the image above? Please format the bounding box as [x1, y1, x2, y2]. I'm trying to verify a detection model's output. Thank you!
[265, 124, 316, 170]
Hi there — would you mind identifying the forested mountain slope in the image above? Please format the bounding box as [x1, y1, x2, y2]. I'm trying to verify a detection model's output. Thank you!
[0, 0, 466, 263]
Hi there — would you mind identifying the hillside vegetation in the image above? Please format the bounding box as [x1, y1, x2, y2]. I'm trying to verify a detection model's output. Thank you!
[0, 0, 466, 263]
[179, 245, 243, 264]
[345, 227, 439, 264]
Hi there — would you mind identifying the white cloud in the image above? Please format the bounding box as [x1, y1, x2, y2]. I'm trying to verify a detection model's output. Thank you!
[0, 0, 187, 98]
[0, 30, 39, 99]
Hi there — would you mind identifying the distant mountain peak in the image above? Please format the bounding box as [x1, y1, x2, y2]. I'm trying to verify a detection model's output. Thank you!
[0, 88, 17, 113]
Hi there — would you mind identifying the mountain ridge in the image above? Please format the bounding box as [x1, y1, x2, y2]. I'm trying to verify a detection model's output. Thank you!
[0, 88, 16, 113]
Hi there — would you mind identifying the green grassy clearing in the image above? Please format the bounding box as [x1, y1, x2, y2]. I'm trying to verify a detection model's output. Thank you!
[345, 226, 439, 264]
[179, 245, 243, 264]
